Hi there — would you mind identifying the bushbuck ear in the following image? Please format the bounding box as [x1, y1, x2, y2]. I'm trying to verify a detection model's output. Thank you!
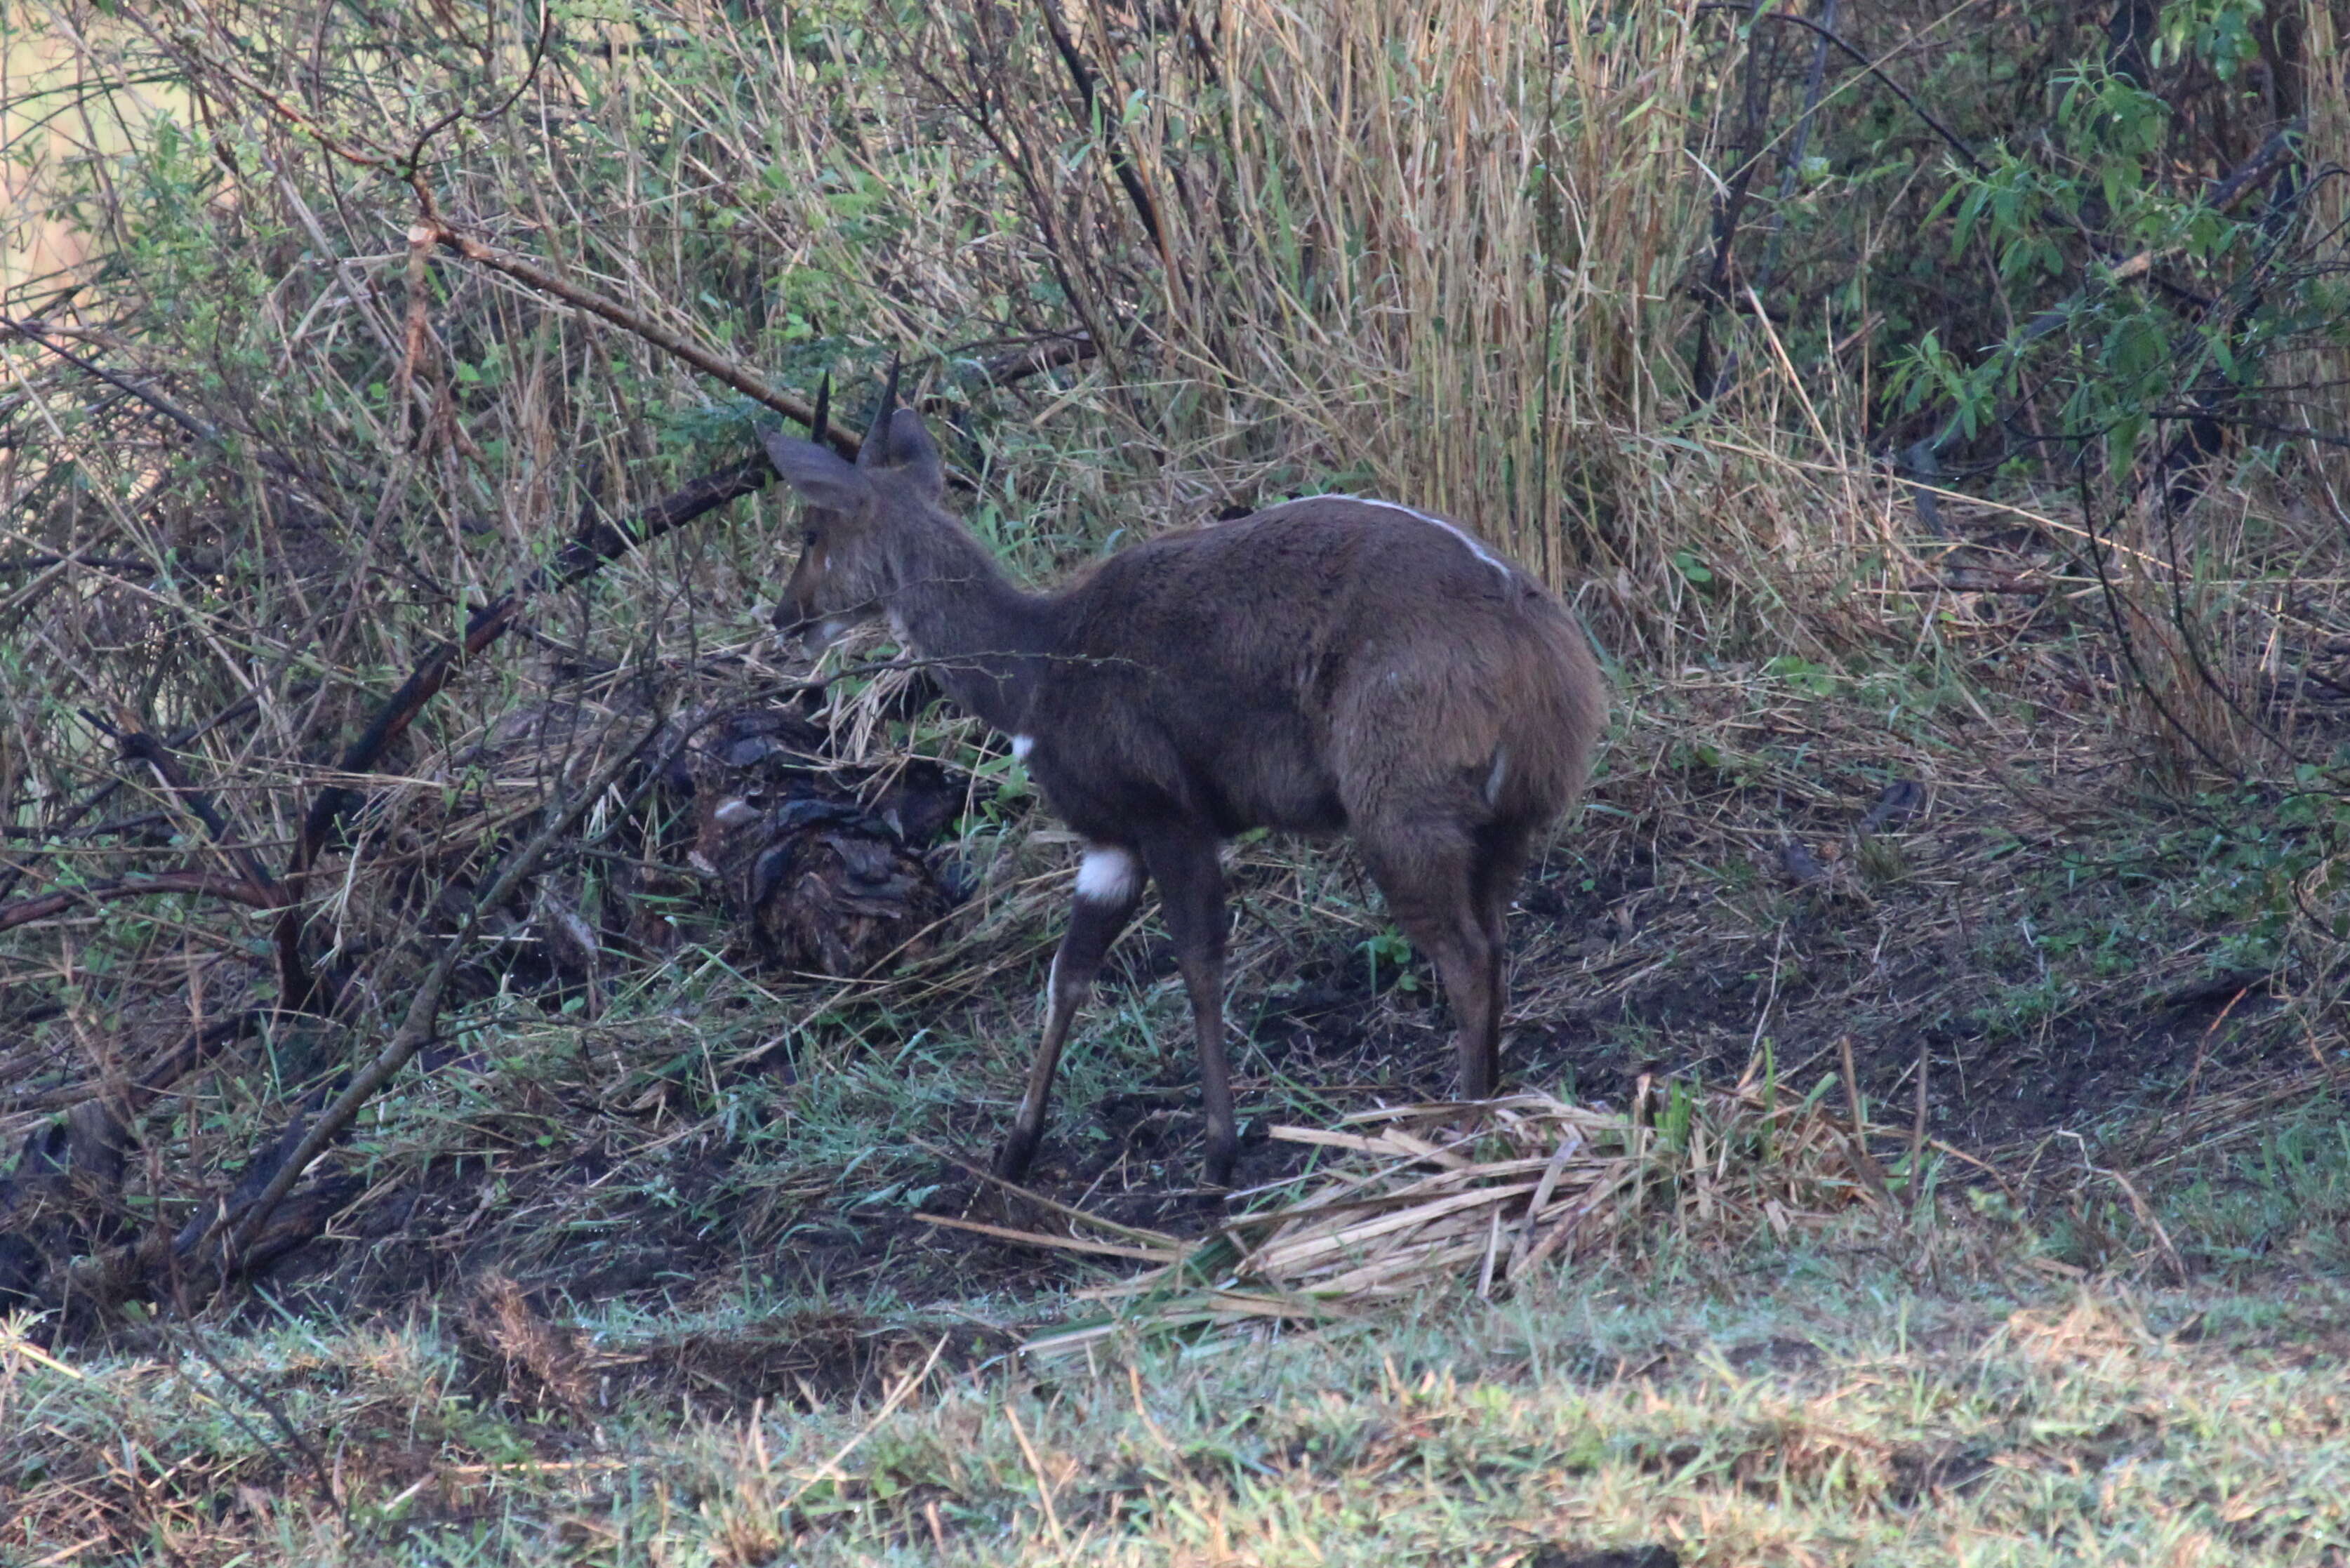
[762, 433, 871, 515]
[875, 407, 944, 500]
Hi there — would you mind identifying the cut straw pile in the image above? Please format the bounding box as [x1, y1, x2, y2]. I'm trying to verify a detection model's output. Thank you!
[1004, 1081, 1901, 1354]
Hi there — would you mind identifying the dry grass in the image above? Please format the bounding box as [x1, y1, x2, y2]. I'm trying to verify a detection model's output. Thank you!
[995, 1079, 1897, 1355]
[8, 1250, 2350, 1564]
[1222, 1084, 1889, 1289]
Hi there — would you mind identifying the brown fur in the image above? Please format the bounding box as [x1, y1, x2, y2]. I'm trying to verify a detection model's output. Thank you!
[763, 401, 1607, 1186]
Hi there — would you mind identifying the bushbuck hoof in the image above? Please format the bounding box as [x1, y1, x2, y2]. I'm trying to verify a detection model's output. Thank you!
[1202, 1137, 1238, 1192]
[993, 1129, 1040, 1185]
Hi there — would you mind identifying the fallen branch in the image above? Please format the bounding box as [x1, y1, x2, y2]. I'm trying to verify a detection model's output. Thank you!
[290, 454, 778, 877]
[955, 332, 1098, 397]
[0, 813, 168, 842]
[1901, 572, 2053, 594]
[41, 722, 668, 1317]
[222, 719, 661, 1275]
[0, 552, 157, 575]
[0, 871, 279, 936]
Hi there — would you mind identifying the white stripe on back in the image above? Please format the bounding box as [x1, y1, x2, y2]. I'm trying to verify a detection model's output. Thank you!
[1267, 494, 1515, 584]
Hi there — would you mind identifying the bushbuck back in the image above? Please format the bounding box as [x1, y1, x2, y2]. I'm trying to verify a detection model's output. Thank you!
[763, 384, 1607, 1187]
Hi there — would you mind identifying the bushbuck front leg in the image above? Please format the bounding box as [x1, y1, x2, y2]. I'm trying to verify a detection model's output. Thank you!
[995, 844, 1146, 1183]
[1141, 828, 1238, 1187]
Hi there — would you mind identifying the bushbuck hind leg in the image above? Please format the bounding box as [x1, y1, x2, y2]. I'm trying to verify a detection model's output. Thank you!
[1138, 826, 1239, 1188]
[1467, 822, 1538, 1092]
[1362, 823, 1502, 1101]
[995, 844, 1146, 1183]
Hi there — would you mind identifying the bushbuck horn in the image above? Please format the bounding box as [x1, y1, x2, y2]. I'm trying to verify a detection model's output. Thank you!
[858, 355, 901, 466]
[759, 399, 1607, 1190]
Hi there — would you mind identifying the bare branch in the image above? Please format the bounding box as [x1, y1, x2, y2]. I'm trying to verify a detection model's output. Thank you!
[0, 872, 279, 936]
[413, 218, 844, 441]
[219, 719, 662, 1273]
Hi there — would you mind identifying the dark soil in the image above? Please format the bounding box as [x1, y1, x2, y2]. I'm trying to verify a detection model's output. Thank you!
[232, 829, 2302, 1326]
[60, 683, 2321, 1339]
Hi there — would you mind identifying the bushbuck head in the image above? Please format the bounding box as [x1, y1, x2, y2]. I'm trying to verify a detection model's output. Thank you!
[762, 368, 946, 657]
[758, 374, 1607, 1191]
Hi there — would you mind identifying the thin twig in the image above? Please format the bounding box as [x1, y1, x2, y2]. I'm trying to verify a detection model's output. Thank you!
[0, 315, 220, 444]
[1691, 6, 1983, 172]
[411, 218, 841, 439]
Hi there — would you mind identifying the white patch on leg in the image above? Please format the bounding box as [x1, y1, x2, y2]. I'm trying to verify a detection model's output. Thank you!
[1011, 734, 1035, 762]
[807, 616, 858, 653]
[1483, 745, 1509, 806]
[1075, 845, 1141, 904]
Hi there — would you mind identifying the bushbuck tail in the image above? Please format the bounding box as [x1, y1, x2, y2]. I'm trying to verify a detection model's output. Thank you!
[762, 381, 1607, 1188]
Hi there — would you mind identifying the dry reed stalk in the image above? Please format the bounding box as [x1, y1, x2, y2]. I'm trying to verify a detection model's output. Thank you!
[2285, 0, 2350, 508]
[1141, 0, 1704, 589]
[1023, 1086, 1893, 1350]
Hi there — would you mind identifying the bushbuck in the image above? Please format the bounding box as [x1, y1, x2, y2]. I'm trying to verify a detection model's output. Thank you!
[762, 383, 1606, 1188]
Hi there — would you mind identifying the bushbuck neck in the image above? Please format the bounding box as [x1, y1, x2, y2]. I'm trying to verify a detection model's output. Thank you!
[764, 397, 1058, 736]
[866, 503, 1056, 736]
[761, 385, 1608, 1191]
